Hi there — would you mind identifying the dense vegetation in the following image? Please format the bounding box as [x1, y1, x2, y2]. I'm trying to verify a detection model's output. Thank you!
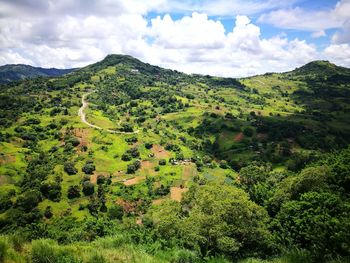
[0, 64, 77, 84]
[0, 55, 350, 262]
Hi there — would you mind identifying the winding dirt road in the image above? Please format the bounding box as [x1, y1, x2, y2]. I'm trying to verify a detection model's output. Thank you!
[78, 91, 139, 134]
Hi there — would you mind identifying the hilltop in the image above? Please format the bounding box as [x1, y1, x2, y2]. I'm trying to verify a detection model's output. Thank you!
[0, 54, 350, 262]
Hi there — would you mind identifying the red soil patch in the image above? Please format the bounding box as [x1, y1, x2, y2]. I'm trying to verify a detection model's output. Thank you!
[123, 176, 146, 186]
[151, 144, 171, 159]
[0, 154, 15, 165]
[170, 187, 188, 202]
[140, 160, 154, 174]
[116, 199, 144, 214]
[90, 173, 97, 184]
[234, 132, 244, 142]
[73, 128, 91, 148]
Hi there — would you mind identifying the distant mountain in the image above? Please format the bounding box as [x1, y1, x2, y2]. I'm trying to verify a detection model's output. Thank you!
[0, 64, 78, 83]
[287, 60, 350, 81]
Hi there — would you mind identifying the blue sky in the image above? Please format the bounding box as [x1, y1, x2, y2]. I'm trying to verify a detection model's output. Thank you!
[0, 0, 349, 77]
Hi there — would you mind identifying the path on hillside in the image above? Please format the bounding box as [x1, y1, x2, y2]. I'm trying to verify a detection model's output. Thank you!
[78, 91, 139, 134]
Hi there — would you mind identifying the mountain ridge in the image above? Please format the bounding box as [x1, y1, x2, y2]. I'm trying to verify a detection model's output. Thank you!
[0, 64, 78, 84]
[2, 55, 350, 85]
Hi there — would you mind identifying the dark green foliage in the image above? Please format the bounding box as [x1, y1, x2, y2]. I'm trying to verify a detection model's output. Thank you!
[16, 190, 42, 212]
[40, 182, 61, 202]
[67, 185, 81, 199]
[273, 191, 350, 258]
[159, 159, 166, 165]
[243, 127, 254, 137]
[108, 205, 124, 220]
[0, 239, 7, 262]
[82, 182, 95, 196]
[82, 160, 96, 174]
[64, 161, 78, 175]
[145, 142, 153, 149]
[44, 206, 53, 219]
[127, 160, 141, 174]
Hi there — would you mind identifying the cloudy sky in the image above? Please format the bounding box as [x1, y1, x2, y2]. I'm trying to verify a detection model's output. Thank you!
[1, 0, 350, 77]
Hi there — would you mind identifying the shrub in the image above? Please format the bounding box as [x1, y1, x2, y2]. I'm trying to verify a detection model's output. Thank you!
[44, 206, 53, 219]
[145, 142, 153, 149]
[68, 185, 81, 199]
[159, 159, 166, 166]
[108, 205, 124, 220]
[243, 127, 254, 137]
[121, 153, 132, 161]
[82, 182, 95, 196]
[64, 162, 77, 175]
[82, 161, 95, 174]
[0, 238, 7, 263]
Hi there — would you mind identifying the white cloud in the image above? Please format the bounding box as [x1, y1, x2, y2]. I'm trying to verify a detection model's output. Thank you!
[332, 20, 350, 44]
[258, 0, 350, 33]
[323, 44, 350, 67]
[0, 0, 350, 77]
[312, 30, 326, 38]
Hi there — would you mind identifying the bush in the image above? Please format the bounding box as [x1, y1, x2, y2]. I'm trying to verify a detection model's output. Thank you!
[82, 182, 95, 196]
[108, 205, 124, 220]
[44, 206, 53, 219]
[243, 127, 254, 137]
[121, 153, 132, 161]
[145, 142, 153, 149]
[68, 185, 81, 199]
[159, 159, 166, 165]
[64, 162, 77, 175]
[82, 161, 96, 174]
[0, 238, 7, 263]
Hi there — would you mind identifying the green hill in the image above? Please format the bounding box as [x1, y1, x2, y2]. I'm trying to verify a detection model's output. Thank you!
[0, 55, 350, 262]
[0, 64, 77, 84]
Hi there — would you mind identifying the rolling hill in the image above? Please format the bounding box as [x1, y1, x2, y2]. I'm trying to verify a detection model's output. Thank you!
[0, 55, 350, 263]
[0, 64, 77, 83]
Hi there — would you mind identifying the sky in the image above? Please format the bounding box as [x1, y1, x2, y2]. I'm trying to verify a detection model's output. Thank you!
[0, 0, 350, 77]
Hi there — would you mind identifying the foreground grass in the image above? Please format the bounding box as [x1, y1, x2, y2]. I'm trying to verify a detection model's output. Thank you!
[1, 235, 347, 263]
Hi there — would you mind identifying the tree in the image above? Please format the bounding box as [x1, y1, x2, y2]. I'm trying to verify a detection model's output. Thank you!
[64, 162, 77, 175]
[82, 181, 95, 196]
[67, 185, 81, 199]
[16, 190, 42, 212]
[243, 127, 254, 137]
[145, 142, 153, 149]
[82, 161, 95, 174]
[108, 204, 124, 220]
[147, 182, 272, 259]
[159, 159, 166, 166]
[274, 191, 350, 259]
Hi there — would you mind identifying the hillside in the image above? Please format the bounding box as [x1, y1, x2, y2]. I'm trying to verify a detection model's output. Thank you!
[0, 64, 77, 83]
[0, 55, 350, 262]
